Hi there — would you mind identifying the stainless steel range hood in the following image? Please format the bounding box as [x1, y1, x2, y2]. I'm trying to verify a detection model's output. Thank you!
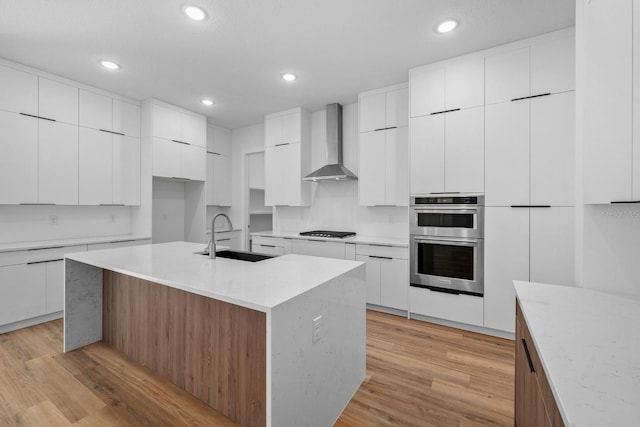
[304, 103, 358, 182]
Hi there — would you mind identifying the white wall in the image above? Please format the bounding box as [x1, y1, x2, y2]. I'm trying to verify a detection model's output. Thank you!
[274, 103, 408, 238]
[0, 205, 131, 243]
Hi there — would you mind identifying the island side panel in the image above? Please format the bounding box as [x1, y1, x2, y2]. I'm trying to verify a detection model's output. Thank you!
[269, 264, 366, 427]
[64, 259, 103, 352]
[102, 270, 267, 427]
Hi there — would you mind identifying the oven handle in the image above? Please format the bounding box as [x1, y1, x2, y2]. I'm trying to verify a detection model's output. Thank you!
[411, 208, 478, 214]
[412, 236, 480, 246]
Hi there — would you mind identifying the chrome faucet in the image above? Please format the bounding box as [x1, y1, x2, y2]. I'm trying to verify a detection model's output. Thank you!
[209, 213, 233, 259]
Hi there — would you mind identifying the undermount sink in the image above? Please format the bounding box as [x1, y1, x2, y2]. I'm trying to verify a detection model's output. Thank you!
[194, 249, 275, 262]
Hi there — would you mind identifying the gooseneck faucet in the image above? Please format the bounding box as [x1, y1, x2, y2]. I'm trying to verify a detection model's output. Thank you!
[209, 213, 234, 259]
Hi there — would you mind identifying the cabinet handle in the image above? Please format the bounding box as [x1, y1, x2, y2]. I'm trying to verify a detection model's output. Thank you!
[611, 200, 640, 204]
[27, 258, 64, 265]
[172, 139, 190, 145]
[373, 126, 398, 132]
[109, 239, 137, 244]
[369, 255, 392, 260]
[19, 112, 56, 122]
[429, 192, 460, 195]
[510, 205, 551, 208]
[19, 203, 56, 206]
[430, 108, 461, 115]
[274, 143, 289, 147]
[521, 338, 536, 373]
[511, 93, 551, 102]
[28, 246, 64, 251]
[207, 151, 221, 155]
[99, 204, 125, 206]
[99, 129, 125, 136]
[216, 238, 231, 242]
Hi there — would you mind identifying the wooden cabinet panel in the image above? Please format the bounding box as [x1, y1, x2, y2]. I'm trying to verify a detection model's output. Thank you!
[531, 35, 575, 95]
[359, 131, 386, 205]
[38, 120, 79, 205]
[0, 64, 37, 115]
[410, 63, 445, 117]
[113, 99, 141, 137]
[530, 92, 575, 206]
[38, 77, 78, 124]
[410, 114, 445, 194]
[485, 47, 530, 105]
[483, 207, 529, 333]
[485, 101, 530, 206]
[445, 107, 484, 193]
[0, 111, 38, 204]
[79, 127, 113, 205]
[530, 207, 575, 287]
[0, 264, 46, 325]
[79, 90, 112, 131]
[113, 135, 141, 205]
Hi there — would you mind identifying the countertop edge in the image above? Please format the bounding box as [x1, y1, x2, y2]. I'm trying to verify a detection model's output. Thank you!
[251, 231, 408, 247]
[0, 235, 152, 253]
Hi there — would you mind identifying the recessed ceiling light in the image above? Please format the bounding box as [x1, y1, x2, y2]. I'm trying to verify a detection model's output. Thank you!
[183, 5, 207, 21]
[99, 60, 120, 70]
[201, 98, 215, 106]
[437, 20, 458, 33]
[281, 73, 297, 82]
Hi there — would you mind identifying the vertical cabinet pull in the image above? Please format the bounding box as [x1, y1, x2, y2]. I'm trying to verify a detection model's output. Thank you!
[521, 338, 535, 373]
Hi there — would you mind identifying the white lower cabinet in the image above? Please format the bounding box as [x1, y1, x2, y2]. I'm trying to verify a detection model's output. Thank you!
[252, 243, 284, 256]
[355, 244, 408, 310]
[45, 260, 64, 314]
[251, 236, 290, 256]
[484, 206, 575, 333]
[410, 286, 484, 327]
[290, 239, 346, 259]
[212, 230, 241, 251]
[0, 263, 46, 325]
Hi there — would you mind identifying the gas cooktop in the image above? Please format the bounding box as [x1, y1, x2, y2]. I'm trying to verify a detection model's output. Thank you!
[299, 230, 356, 239]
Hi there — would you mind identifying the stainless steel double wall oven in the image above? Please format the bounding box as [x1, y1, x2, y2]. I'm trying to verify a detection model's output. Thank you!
[410, 194, 484, 296]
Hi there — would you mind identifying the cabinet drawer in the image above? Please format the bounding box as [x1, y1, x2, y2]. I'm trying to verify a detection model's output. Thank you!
[410, 286, 483, 326]
[252, 236, 285, 248]
[0, 263, 46, 325]
[0, 244, 87, 267]
[252, 243, 284, 256]
[355, 244, 407, 259]
[291, 239, 346, 259]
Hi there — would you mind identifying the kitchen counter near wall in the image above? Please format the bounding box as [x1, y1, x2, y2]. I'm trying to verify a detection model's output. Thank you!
[251, 231, 407, 247]
[0, 234, 151, 253]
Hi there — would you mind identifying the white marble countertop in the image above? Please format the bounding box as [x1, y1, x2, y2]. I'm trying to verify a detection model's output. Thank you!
[0, 234, 151, 253]
[514, 281, 640, 426]
[251, 230, 408, 247]
[66, 241, 364, 313]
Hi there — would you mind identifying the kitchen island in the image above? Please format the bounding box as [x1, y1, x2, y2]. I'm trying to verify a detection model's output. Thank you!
[64, 241, 366, 427]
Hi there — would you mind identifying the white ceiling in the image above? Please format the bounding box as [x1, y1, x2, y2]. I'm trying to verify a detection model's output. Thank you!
[0, 0, 574, 129]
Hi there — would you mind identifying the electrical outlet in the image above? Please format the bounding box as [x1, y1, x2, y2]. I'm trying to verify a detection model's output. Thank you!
[110, 214, 116, 223]
[49, 215, 58, 225]
[312, 315, 322, 343]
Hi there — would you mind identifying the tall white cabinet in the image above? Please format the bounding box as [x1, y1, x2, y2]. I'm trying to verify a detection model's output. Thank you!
[264, 108, 311, 206]
[358, 84, 409, 206]
[206, 124, 232, 206]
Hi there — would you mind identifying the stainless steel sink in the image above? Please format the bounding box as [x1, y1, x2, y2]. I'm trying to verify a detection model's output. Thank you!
[194, 249, 275, 262]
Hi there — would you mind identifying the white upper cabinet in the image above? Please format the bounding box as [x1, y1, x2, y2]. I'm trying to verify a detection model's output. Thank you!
[113, 135, 141, 205]
[181, 145, 206, 181]
[0, 111, 38, 204]
[265, 108, 303, 147]
[410, 56, 483, 117]
[0, 64, 37, 115]
[38, 78, 78, 124]
[38, 120, 79, 205]
[359, 86, 408, 132]
[410, 114, 445, 194]
[359, 131, 387, 205]
[385, 127, 409, 206]
[583, 0, 636, 203]
[444, 107, 484, 194]
[530, 92, 575, 206]
[152, 137, 181, 179]
[530, 36, 575, 95]
[529, 207, 575, 287]
[485, 101, 530, 206]
[79, 127, 113, 205]
[113, 99, 140, 137]
[207, 125, 232, 156]
[485, 47, 530, 105]
[152, 104, 205, 147]
[79, 90, 112, 131]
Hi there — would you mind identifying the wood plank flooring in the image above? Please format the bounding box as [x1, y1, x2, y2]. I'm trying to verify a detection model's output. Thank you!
[0, 310, 514, 426]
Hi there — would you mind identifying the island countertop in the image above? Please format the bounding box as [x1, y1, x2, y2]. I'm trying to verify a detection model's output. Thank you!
[514, 281, 640, 426]
[65, 241, 364, 313]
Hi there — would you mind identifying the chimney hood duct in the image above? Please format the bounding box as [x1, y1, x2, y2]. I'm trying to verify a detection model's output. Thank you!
[304, 103, 358, 182]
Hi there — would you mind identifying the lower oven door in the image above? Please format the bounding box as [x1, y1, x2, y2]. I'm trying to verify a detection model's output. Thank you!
[410, 235, 484, 296]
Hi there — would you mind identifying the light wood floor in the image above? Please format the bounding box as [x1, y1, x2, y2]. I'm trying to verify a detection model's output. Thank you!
[0, 310, 514, 426]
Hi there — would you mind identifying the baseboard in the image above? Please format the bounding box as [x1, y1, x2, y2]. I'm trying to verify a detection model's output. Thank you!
[0, 311, 63, 334]
[409, 312, 515, 340]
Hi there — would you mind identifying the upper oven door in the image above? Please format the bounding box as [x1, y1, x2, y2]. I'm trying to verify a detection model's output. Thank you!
[410, 206, 484, 238]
